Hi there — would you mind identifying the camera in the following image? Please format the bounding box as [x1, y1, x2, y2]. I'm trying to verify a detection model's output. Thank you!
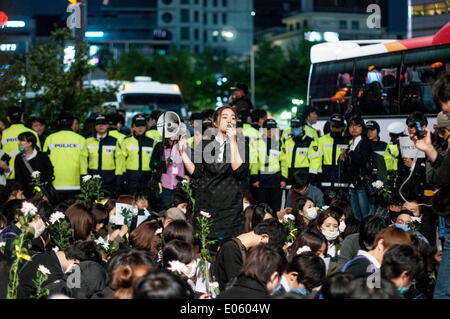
[414, 121, 427, 139]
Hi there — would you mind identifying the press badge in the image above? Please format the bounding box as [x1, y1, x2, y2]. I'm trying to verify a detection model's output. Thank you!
[172, 166, 179, 175]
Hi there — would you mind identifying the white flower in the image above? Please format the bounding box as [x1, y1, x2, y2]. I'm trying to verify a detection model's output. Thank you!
[52, 247, 59, 252]
[38, 265, 51, 276]
[31, 171, 41, 179]
[181, 179, 188, 186]
[210, 282, 219, 289]
[82, 175, 92, 182]
[200, 211, 211, 218]
[93, 175, 101, 179]
[49, 211, 66, 225]
[95, 237, 109, 251]
[283, 214, 295, 223]
[372, 180, 384, 189]
[321, 206, 330, 211]
[411, 217, 422, 223]
[21, 202, 37, 217]
[155, 228, 163, 236]
[296, 246, 312, 255]
[0, 242, 6, 248]
[168, 260, 188, 275]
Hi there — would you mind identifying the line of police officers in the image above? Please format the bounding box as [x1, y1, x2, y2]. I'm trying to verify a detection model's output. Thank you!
[0, 106, 406, 208]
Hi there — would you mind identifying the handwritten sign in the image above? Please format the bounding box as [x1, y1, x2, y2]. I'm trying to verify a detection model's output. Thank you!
[399, 137, 425, 159]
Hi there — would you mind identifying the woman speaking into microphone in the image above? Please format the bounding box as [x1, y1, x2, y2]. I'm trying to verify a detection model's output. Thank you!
[178, 106, 249, 246]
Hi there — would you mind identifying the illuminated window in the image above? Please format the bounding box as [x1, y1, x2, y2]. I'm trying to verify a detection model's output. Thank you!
[435, 2, 446, 14]
[424, 3, 436, 15]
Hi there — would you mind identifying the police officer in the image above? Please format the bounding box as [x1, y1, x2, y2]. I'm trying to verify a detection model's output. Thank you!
[317, 114, 349, 203]
[106, 113, 127, 143]
[122, 114, 155, 194]
[281, 116, 319, 148]
[366, 120, 387, 184]
[43, 113, 88, 201]
[281, 117, 321, 184]
[2, 107, 41, 157]
[86, 115, 124, 196]
[146, 110, 163, 143]
[251, 119, 286, 212]
[384, 122, 405, 191]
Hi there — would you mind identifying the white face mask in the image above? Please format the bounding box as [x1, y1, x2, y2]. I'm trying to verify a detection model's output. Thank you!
[179, 207, 187, 215]
[243, 202, 250, 212]
[32, 219, 46, 239]
[339, 221, 346, 233]
[305, 207, 317, 220]
[322, 230, 340, 241]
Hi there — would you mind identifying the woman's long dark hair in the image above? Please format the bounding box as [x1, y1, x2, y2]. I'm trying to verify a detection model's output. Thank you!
[292, 196, 314, 232]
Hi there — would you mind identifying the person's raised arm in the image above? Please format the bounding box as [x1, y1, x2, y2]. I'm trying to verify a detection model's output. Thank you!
[227, 126, 243, 171]
[412, 129, 438, 163]
[178, 134, 195, 175]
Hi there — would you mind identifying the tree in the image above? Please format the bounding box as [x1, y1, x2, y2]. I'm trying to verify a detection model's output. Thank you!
[0, 28, 117, 128]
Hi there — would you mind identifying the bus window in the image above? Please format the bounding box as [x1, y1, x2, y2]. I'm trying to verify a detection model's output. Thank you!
[401, 45, 450, 115]
[309, 60, 354, 117]
[353, 53, 401, 116]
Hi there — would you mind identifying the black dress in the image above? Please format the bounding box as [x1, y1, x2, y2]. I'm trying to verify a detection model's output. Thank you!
[189, 136, 249, 240]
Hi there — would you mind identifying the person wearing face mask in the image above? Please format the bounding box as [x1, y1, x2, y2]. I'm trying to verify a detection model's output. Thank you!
[390, 209, 429, 245]
[18, 241, 101, 299]
[292, 196, 317, 234]
[316, 210, 342, 262]
[366, 120, 387, 185]
[281, 118, 321, 186]
[274, 251, 326, 298]
[381, 244, 425, 299]
[13, 132, 54, 199]
[1, 106, 41, 158]
[317, 114, 350, 204]
[218, 244, 287, 299]
[122, 115, 156, 195]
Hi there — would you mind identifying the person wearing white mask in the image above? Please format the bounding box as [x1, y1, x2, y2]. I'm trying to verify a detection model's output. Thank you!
[316, 210, 342, 262]
[292, 196, 317, 234]
[274, 251, 326, 298]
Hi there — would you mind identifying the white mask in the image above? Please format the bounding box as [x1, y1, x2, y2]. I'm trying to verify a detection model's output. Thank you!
[180, 207, 187, 215]
[339, 221, 346, 233]
[305, 207, 317, 220]
[322, 230, 340, 241]
[34, 223, 46, 239]
[243, 202, 250, 212]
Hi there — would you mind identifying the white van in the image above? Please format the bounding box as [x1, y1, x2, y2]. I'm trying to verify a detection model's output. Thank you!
[85, 76, 188, 125]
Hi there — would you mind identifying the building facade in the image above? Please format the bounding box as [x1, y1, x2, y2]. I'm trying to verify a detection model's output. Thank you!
[157, 0, 253, 55]
[410, 0, 450, 37]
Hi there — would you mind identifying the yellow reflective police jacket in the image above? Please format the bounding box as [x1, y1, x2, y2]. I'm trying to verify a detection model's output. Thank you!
[86, 135, 124, 175]
[281, 134, 321, 179]
[384, 142, 400, 171]
[1, 124, 41, 157]
[121, 135, 155, 172]
[43, 130, 88, 191]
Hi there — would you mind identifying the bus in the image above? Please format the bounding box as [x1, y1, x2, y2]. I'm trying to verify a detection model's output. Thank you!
[85, 76, 188, 125]
[307, 22, 450, 142]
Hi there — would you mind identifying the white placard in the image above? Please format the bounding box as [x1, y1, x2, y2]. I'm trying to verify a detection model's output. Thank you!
[399, 137, 425, 159]
[115, 203, 133, 226]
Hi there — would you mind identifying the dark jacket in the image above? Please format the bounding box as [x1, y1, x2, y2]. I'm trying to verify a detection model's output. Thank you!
[217, 275, 271, 299]
[14, 151, 54, 198]
[371, 140, 387, 183]
[344, 138, 375, 188]
[337, 233, 361, 270]
[189, 137, 249, 239]
[398, 158, 430, 202]
[18, 250, 65, 299]
[214, 239, 247, 291]
[230, 96, 254, 113]
[426, 147, 450, 187]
